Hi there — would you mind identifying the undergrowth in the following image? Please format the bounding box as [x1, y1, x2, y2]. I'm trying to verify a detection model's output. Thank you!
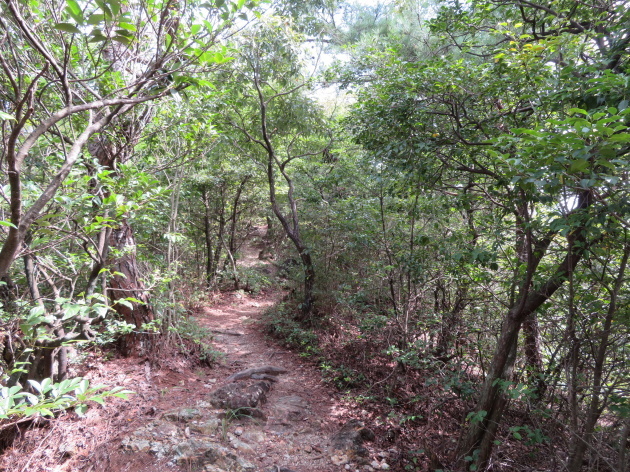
[262, 302, 372, 391]
[168, 316, 222, 365]
[262, 302, 321, 357]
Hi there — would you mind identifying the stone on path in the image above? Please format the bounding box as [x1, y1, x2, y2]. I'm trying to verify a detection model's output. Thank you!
[209, 380, 271, 417]
[330, 419, 375, 465]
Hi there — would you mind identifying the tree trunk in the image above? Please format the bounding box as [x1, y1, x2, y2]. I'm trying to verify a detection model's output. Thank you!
[227, 177, 249, 254]
[245, 73, 317, 320]
[107, 220, 155, 356]
[522, 313, 544, 392]
[566, 244, 629, 471]
[299, 249, 315, 318]
[202, 187, 216, 287]
[456, 190, 593, 470]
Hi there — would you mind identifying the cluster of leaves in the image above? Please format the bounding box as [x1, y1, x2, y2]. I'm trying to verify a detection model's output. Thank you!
[1, 377, 132, 419]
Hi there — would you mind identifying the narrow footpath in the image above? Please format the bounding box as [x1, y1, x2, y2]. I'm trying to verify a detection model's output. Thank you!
[0, 229, 393, 472]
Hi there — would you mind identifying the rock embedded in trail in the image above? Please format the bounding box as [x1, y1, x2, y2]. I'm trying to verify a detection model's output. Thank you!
[271, 395, 309, 422]
[330, 419, 376, 465]
[163, 407, 203, 422]
[226, 365, 288, 382]
[209, 380, 271, 417]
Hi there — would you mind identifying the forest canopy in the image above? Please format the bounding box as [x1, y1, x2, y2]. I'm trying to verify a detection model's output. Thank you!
[0, 1, 628, 471]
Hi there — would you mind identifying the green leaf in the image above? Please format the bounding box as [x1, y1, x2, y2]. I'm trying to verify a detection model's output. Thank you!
[569, 159, 589, 173]
[54, 23, 81, 34]
[117, 22, 137, 32]
[65, 0, 84, 24]
[91, 396, 106, 406]
[39, 408, 54, 417]
[115, 29, 134, 38]
[95, 0, 113, 19]
[196, 79, 215, 89]
[112, 35, 132, 46]
[66, 0, 82, 15]
[568, 108, 588, 116]
[0, 220, 17, 228]
[27, 380, 42, 394]
[0, 111, 15, 121]
[608, 133, 630, 142]
[114, 299, 133, 309]
[87, 13, 105, 25]
[109, 0, 121, 16]
[88, 31, 108, 42]
[62, 304, 81, 320]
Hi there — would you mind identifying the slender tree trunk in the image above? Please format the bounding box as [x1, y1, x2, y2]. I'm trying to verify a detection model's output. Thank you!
[515, 198, 544, 391]
[456, 190, 593, 470]
[435, 289, 467, 362]
[522, 313, 544, 391]
[245, 73, 317, 320]
[566, 243, 629, 471]
[202, 187, 215, 287]
[227, 177, 249, 254]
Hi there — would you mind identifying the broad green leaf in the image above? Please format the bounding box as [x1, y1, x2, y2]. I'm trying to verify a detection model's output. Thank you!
[608, 133, 630, 142]
[91, 396, 106, 405]
[95, 0, 113, 19]
[87, 13, 105, 25]
[117, 22, 137, 32]
[0, 111, 15, 121]
[54, 23, 81, 34]
[27, 380, 42, 394]
[65, 0, 84, 24]
[109, 0, 121, 16]
[112, 35, 132, 46]
[569, 159, 589, 173]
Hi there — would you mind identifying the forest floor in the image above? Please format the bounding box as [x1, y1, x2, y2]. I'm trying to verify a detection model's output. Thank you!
[0, 228, 396, 472]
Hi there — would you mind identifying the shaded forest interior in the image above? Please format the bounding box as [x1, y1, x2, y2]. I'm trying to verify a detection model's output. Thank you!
[0, 0, 628, 471]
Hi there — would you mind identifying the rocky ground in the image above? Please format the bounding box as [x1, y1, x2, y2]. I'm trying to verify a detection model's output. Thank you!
[118, 291, 393, 472]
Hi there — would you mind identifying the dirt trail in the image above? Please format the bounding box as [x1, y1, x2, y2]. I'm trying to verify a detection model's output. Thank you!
[183, 226, 349, 471]
[0, 228, 368, 472]
[191, 280, 342, 471]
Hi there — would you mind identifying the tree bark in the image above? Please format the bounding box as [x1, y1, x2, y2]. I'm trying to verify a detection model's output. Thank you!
[522, 313, 544, 391]
[107, 221, 155, 356]
[566, 243, 629, 471]
[227, 177, 249, 255]
[251, 75, 316, 319]
[456, 189, 594, 470]
[202, 187, 216, 287]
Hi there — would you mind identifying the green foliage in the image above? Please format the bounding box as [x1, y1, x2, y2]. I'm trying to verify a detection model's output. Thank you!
[320, 361, 365, 389]
[508, 425, 548, 446]
[168, 316, 221, 364]
[239, 266, 273, 294]
[263, 304, 320, 356]
[0, 377, 132, 419]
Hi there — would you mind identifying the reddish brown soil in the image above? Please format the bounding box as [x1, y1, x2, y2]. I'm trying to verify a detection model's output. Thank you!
[0, 231, 359, 472]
